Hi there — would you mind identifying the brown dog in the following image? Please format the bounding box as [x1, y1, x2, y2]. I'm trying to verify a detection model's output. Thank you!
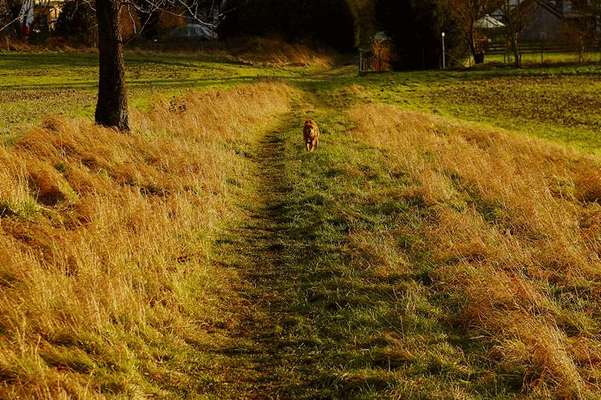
[303, 120, 320, 152]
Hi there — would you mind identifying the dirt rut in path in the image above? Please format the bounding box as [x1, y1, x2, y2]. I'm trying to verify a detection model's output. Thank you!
[209, 112, 305, 399]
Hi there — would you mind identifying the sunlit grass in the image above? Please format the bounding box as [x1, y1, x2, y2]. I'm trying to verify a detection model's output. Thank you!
[348, 103, 601, 398]
[3, 49, 601, 398]
[0, 83, 293, 398]
[0, 49, 320, 136]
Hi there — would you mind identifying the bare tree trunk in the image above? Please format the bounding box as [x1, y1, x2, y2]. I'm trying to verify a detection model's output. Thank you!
[469, 28, 485, 64]
[511, 32, 521, 67]
[468, 30, 478, 62]
[95, 0, 129, 131]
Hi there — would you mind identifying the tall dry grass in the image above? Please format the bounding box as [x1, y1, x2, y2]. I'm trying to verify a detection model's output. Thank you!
[139, 37, 335, 68]
[222, 37, 335, 68]
[0, 83, 292, 398]
[349, 104, 601, 398]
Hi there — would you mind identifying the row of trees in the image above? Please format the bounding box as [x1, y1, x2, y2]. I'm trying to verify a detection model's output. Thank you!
[221, 0, 355, 51]
[0, 0, 524, 129]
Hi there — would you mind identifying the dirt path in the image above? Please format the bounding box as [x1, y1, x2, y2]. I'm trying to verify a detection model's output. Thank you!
[204, 83, 499, 399]
[211, 111, 304, 399]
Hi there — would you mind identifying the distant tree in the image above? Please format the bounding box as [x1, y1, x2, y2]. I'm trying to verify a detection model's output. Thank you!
[570, 0, 601, 61]
[0, 0, 10, 40]
[572, 0, 601, 21]
[444, 0, 503, 64]
[501, 0, 536, 67]
[221, 0, 355, 51]
[0, 0, 9, 25]
[347, 0, 376, 48]
[54, 0, 96, 45]
[376, 0, 464, 69]
[0, 0, 24, 37]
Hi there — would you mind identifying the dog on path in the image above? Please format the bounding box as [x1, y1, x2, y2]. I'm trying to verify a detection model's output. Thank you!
[303, 120, 320, 152]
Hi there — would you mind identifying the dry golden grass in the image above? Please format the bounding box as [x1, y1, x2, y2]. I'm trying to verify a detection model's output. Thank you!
[349, 104, 601, 398]
[212, 37, 335, 68]
[133, 37, 335, 68]
[0, 83, 292, 398]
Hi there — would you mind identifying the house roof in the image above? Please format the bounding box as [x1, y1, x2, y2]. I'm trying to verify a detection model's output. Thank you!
[475, 15, 505, 29]
[373, 31, 391, 41]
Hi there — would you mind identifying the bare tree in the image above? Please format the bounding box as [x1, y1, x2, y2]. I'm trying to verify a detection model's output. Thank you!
[501, 0, 536, 67]
[445, 0, 503, 63]
[94, 0, 232, 131]
[570, 0, 601, 61]
[346, 0, 376, 47]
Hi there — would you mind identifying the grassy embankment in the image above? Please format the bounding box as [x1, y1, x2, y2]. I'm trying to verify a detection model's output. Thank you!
[2, 52, 601, 398]
[316, 62, 601, 154]
[0, 83, 293, 398]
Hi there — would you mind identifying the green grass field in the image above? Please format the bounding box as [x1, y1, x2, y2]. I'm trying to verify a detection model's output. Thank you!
[3, 52, 601, 152]
[2, 51, 601, 399]
[0, 51, 310, 137]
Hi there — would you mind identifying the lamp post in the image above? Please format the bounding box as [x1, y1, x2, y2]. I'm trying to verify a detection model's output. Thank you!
[442, 32, 446, 69]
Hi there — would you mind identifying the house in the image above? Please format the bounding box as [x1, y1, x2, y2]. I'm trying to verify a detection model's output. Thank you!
[493, 0, 596, 42]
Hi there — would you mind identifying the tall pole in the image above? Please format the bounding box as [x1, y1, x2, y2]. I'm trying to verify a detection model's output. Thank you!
[442, 32, 446, 69]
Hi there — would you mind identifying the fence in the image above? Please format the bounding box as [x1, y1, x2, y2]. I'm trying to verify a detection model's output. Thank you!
[359, 50, 374, 75]
[359, 49, 393, 75]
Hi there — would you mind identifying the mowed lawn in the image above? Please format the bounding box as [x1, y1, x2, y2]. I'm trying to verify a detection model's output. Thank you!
[2, 52, 601, 151]
[0, 51, 309, 138]
[2, 51, 601, 399]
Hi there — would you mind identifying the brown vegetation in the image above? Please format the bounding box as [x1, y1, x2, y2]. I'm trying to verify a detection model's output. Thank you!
[170, 37, 336, 68]
[349, 104, 601, 398]
[0, 83, 292, 398]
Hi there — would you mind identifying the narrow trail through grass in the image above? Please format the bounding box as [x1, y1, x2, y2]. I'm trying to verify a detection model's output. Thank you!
[5, 54, 601, 398]
[211, 101, 329, 398]
[208, 90, 469, 399]
[210, 114, 298, 398]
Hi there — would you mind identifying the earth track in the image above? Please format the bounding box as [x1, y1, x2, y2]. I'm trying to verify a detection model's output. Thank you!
[211, 110, 306, 399]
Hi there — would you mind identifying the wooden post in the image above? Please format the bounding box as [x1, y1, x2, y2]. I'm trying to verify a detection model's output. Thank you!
[359, 51, 363, 75]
